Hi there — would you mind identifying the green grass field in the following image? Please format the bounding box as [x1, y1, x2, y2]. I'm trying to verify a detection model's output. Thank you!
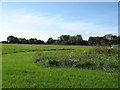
[2, 44, 119, 88]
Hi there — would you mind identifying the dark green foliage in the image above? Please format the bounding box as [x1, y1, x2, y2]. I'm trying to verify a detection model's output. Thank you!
[27, 38, 45, 44]
[88, 37, 95, 45]
[18, 38, 27, 44]
[2, 41, 8, 43]
[91, 47, 119, 55]
[47, 37, 55, 44]
[57, 35, 83, 45]
[4, 34, 120, 46]
[88, 34, 119, 46]
[81, 40, 89, 45]
[73, 61, 96, 69]
[6, 36, 45, 44]
[7, 36, 19, 43]
[35, 47, 119, 73]
[58, 35, 70, 41]
[46, 60, 62, 66]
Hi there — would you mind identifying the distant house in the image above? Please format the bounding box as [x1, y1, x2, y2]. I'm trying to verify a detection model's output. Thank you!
[104, 34, 117, 40]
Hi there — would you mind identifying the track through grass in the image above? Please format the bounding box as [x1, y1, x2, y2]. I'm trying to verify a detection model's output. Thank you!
[2, 44, 92, 54]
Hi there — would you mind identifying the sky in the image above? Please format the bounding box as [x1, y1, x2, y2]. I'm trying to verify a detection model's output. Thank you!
[1, 2, 118, 41]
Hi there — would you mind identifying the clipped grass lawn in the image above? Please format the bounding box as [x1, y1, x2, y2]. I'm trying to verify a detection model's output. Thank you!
[2, 47, 118, 88]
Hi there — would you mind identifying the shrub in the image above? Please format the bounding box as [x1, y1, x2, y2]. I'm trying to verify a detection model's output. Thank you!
[45, 60, 62, 67]
[34, 47, 119, 73]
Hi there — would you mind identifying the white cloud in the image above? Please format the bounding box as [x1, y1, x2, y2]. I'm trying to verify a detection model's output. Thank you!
[86, 32, 92, 35]
[1, 9, 118, 41]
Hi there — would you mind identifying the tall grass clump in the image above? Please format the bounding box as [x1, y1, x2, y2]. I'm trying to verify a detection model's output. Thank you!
[34, 46, 119, 73]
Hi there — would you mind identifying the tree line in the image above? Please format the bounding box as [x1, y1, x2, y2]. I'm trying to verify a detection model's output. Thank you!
[1, 34, 120, 46]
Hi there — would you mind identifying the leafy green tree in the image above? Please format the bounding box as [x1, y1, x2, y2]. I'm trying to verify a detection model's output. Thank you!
[47, 37, 55, 44]
[68, 36, 76, 45]
[2, 41, 8, 43]
[18, 38, 27, 44]
[58, 35, 70, 45]
[7, 36, 19, 43]
[75, 35, 83, 45]
[100, 38, 108, 46]
[94, 37, 103, 46]
[81, 40, 88, 45]
[58, 35, 70, 41]
[112, 36, 120, 45]
[54, 40, 61, 45]
[28, 38, 37, 44]
[88, 37, 95, 45]
[36, 40, 45, 44]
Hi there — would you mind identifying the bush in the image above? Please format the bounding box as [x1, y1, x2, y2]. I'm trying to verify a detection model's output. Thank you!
[46, 60, 62, 67]
[34, 47, 119, 73]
